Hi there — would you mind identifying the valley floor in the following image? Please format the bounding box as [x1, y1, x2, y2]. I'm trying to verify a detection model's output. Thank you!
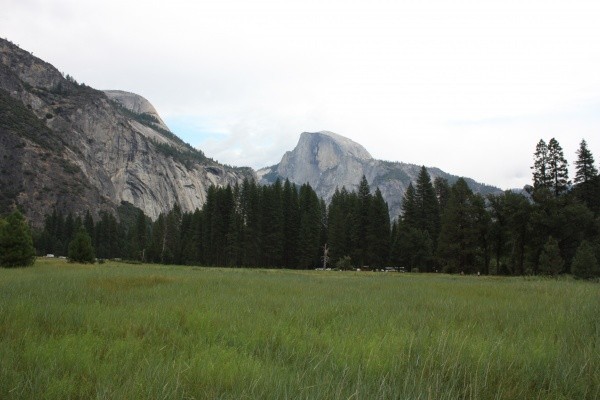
[0, 259, 598, 399]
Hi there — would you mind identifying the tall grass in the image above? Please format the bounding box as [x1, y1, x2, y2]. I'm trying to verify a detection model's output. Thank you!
[0, 259, 598, 399]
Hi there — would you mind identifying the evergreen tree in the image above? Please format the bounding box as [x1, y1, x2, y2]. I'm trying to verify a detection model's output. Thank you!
[84, 210, 94, 239]
[437, 178, 477, 273]
[415, 166, 440, 250]
[148, 214, 166, 263]
[63, 212, 75, 255]
[0, 210, 36, 267]
[395, 221, 432, 272]
[538, 236, 563, 276]
[282, 179, 300, 269]
[367, 188, 390, 266]
[434, 177, 451, 216]
[327, 188, 348, 263]
[260, 181, 284, 267]
[547, 138, 570, 196]
[355, 175, 372, 266]
[532, 139, 551, 191]
[241, 179, 261, 266]
[297, 183, 321, 269]
[574, 139, 598, 184]
[163, 204, 182, 264]
[571, 240, 599, 279]
[67, 227, 95, 263]
[401, 183, 418, 227]
[488, 191, 531, 275]
[573, 139, 600, 215]
[471, 194, 491, 274]
[130, 209, 149, 261]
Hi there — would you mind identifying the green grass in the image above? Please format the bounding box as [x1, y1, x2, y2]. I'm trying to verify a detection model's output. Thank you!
[1, 259, 598, 399]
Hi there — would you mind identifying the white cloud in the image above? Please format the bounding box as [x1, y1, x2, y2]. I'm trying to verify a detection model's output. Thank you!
[2, 0, 600, 188]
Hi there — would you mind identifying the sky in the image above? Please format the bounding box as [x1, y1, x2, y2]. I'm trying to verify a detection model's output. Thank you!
[3, 0, 600, 189]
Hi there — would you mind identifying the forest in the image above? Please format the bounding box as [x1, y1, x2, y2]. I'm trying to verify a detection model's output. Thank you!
[21, 138, 600, 277]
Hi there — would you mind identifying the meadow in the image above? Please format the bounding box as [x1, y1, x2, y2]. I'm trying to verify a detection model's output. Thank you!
[0, 258, 598, 399]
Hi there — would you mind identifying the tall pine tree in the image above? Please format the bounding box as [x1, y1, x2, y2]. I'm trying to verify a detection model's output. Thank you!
[547, 138, 569, 196]
[574, 139, 598, 184]
[415, 166, 440, 249]
[437, 178, 478, 273]
[532, 139, 551, 191]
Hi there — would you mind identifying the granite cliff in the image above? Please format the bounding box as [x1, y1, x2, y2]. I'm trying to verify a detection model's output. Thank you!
[258, 131, 500, 219]
[0, 38, 253, 226]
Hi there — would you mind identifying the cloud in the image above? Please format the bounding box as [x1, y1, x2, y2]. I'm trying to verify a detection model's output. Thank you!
[2, 0, 600, 188]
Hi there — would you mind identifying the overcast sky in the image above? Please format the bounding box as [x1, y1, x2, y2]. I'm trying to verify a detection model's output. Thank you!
[3, 0, 600, 189]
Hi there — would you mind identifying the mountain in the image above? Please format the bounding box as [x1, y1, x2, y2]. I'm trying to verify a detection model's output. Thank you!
[0, 38, 253, 227]
[258, 131, 500, 219]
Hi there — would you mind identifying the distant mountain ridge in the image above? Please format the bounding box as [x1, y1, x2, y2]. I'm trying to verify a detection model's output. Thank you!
[258, 131, 500, 219]
[0, 38, 253, 226]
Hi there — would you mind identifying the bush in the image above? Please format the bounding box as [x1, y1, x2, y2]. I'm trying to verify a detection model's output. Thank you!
[335, 256, 354, 271]
[539, 236, 564, 276]
[571, 240, 599, 279]
[68, 228, 95, 263]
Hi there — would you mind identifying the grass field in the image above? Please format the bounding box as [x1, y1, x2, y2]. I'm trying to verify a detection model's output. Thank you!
[0, 259, 598, 399]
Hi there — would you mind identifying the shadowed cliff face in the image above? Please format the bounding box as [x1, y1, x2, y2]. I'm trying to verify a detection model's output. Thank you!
[258, 131, 500, 220]
[0, 38, 254, 226]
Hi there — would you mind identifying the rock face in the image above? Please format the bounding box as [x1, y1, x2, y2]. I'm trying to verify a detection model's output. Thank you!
[0, 38, 253, 226]
[258, 131, 500, 219]
[104, 90, 170, 132]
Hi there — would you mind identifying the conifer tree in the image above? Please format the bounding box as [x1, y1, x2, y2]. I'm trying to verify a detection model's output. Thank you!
[437, 178, 477, 273]
[297, 184, 321, 269]
[547, 138, 569, 196]
[327, 188, 348, 263]
[282, 179, 300, 268]
[352, 176, 372, 266]
[163, 204, 182, 264]
[260, 181, 284, 267]
[434, 177, 451, 216]
[401, 183, 417, 226]
[367, 188, 390, 266]
[0, 210, 36, 267]
[574, 139, 598, 184]
[532, 139, 551, 191]
[415, 166, 440, 247]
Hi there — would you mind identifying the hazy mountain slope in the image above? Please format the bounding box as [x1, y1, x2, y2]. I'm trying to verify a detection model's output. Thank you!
[258, 131, 500, 219]
[0, 38, 253, 226]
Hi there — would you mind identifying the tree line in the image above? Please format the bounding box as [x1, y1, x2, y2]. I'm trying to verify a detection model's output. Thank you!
[3, 138, 599, 278]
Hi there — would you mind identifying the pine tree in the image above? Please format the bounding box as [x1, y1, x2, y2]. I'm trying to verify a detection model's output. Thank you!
[571, 240, 599, 279]
[401, 183, 418, 227]
[163, 204, 182, 264]
[297, 184, 321, 269]
[367, 188, 390, 266]
[260, 181, 284, 267]
[437, 178, 477, 273]
[471, 194, 491, 274]
[67, 227, 95, 263]
[547, 138, 570, 196]
[0, 210, 36, 267]
[434, 177, 451, 216]
[415, 166, 440, 249]
[538, 236, 564, 276]
[532, 139, 551, 191]
[574, 139, 598, 184]
[356, 176, 372, 266]
[282, 179, 300, 269]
